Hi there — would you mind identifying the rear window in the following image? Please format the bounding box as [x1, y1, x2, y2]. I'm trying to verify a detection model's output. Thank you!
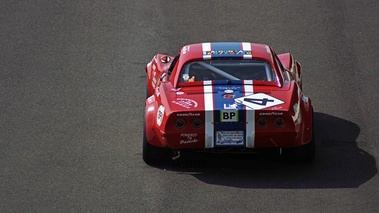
[179, 59, 276, 83]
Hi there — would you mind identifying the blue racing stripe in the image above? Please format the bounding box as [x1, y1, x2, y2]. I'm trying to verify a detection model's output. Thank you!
[212, 85, 246, 147]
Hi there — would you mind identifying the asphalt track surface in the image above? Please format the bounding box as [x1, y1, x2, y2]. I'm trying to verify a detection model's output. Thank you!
[1, 1, 379, 212]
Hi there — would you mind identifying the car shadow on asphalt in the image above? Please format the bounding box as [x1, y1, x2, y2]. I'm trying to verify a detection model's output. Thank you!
[159, 112, 377, 189]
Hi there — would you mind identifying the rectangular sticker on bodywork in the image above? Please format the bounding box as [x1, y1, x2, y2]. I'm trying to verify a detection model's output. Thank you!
[215, 131, 244, 146]
[220, 110, 239, 122]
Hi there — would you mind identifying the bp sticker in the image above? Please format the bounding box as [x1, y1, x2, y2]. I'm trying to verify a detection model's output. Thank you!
[220, 110, 239, 122]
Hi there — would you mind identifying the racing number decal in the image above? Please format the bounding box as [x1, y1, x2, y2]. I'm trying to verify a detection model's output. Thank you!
[243, 98, 274, 106]
[156, 105, 164, 126]
[235, 93, 284, 110]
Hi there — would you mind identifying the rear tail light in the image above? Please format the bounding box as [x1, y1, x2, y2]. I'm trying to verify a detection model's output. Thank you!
[192, 117, 203, 128]
[175, 118, 186, 129]
[273, 117, 285, 128]
[257, 117, 268, 128]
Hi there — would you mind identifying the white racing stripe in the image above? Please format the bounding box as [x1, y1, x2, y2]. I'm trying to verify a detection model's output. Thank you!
[244, 80, 255, 148]
[242, 42, 252, 59]
[203, 80, 214, 148]
[202, 42, 212, 60]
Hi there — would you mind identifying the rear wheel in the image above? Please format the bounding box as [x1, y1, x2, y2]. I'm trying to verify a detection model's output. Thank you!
[146, 84, 150, 99]
[142, 122, 171, 165]
[283, 133, 315, 163]
[282, 110, 315, 163]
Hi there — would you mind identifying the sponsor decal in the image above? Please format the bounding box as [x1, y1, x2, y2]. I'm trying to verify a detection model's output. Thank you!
[216, 131, 244, 145]
[259, 112, 283, 116]
[182, 46, 190, 54]
[177, 112, 200, 117]
[234, 93, 284, 110]
[202, 42, 252, 59]
[160, 56, 170, 63]
[271, 106, 283, 110]
[155, 87, 160, 96]
[217, 86, 239, 90]
[223, 93, 234, 99]
[220, 110, 239, 122]
[147, 96, 155, 104]
[156, 105, 164, 126]
[181, 133, 198, 137]
[203, 50, 252, 56]
[172, 98, 198, 109]
[223, 103, 238, 109]
[180, 133, 198, 144]
[176, 91, 184, 95]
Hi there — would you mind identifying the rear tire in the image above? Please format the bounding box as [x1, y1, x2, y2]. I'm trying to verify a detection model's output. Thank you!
[146, 84, 150, 99]
[282, 109, 315, 163]
[284, 133, 315, 163]
[142, 122, 171, 165]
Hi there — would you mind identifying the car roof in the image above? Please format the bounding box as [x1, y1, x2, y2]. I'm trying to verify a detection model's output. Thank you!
[178, 42, 274, 63]
[171, 42, 281, 88]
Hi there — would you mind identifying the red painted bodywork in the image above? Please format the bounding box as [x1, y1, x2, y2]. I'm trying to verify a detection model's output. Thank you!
[145, 43, 313, 151]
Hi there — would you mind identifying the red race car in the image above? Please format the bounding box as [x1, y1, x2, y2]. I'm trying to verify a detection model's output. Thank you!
[143, 42, 314, 165]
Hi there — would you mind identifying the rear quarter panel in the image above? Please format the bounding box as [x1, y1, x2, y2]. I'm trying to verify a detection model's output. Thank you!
[146, 54, 174, 97]
[278, 53, 302, 89]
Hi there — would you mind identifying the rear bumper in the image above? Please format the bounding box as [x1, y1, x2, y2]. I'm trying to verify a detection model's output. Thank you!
[159, 128, 311, 149]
